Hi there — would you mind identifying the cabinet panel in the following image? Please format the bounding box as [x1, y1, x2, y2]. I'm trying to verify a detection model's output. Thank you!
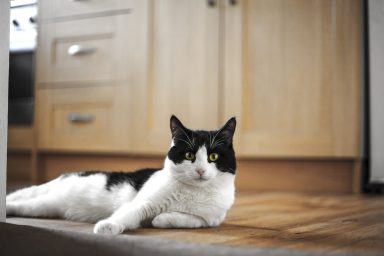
[134, 0, 220, 153]
[36, 87, 129, 152]
[36, 15, 133, 87]
[35, 0, 149, 153]
[39, 0, 132, 20]
[224, 0, 361, 157]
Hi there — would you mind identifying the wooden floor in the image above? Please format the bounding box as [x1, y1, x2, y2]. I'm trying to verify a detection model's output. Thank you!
[7, 192, 384, 255]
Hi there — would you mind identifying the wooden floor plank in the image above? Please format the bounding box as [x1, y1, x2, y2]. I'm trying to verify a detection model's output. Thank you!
[6, 192, 384, 254]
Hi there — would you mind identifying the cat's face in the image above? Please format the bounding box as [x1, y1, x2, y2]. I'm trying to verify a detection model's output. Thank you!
[166, 116, 236, 187]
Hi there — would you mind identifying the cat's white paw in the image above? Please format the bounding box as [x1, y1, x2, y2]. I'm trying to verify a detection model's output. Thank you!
[94, 220, 123, 235]
[152, 214, 173, 228]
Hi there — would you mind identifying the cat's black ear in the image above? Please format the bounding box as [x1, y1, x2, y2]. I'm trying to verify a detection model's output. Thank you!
[170, 115, 186, 138]
[218, 117, 236, 143]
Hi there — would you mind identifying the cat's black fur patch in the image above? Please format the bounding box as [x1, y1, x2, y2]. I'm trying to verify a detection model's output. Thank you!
[105, 169, 159, 191]
[74, 169, 160, 191]
[168, 116, 237, 174]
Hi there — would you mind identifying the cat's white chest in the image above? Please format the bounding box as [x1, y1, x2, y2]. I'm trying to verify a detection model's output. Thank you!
[166, 178, 235, 224]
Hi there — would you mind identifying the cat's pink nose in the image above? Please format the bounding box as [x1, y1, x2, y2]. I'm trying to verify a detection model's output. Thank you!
[196, 169, 205, 177]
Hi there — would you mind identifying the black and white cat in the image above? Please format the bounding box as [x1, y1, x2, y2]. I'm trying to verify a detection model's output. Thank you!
[6, 116, 237, 235]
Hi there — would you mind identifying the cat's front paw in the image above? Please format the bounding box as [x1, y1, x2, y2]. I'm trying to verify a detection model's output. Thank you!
[94, 219, 123, 235]
[152, 214, 173, 228]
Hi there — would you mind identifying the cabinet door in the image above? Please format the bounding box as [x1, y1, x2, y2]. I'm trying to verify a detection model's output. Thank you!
[134, 0, 220, 153]
[36, 86, 119, 152]
[35, 1, 149, 153]
[224, 0, 362, 157]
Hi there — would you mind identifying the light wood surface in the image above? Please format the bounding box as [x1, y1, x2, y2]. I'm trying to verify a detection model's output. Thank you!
[7, 154, 31, 182]
[36, 14, 131, 86]
[133, 0, 221, 153]
[29, 0, 364, 194]
[223, 0, 362, 157]
[7, 126, 33, 151]
[7, 192, 384, 255]
[35, 0, 362, 158]
[36, 87, 119, 151]
[35, 1, 150, 153]
[39, 0, 132, 20]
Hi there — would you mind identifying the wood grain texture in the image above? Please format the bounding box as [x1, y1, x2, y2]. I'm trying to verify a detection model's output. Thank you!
[223, 0, 362, 158]
[133, 0, 221, 153]
[36, 14, 132, 85]
[7, 153, 31, 182]
[7, 126, 33, 152]
[236, 159, 356, 193]
[34, 0, 152, 154]
[7, 192, 384, 255]
[35, 0, 362, 158]
[36, 87, 119, 151]
[39, 0, 132, 21]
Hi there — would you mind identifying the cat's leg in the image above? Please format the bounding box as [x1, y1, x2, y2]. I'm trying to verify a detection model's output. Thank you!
[151, 212, 207, 228]
[93, 201, 156, 235]
[6, 195, 64, 218]
[7, 185, 49, 202]
[6, 179, 59, 202]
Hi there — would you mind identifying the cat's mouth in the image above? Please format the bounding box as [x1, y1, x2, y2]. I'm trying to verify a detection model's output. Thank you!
[195, 176, 209, 182]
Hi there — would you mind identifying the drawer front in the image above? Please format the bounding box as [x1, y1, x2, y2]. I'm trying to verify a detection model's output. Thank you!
[36, 15, 130, 86]
[39, 0, 132, 20]
[37, 87, 119, 151]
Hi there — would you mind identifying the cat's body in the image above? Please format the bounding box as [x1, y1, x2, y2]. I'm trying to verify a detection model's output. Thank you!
[6, 116, 237, 235]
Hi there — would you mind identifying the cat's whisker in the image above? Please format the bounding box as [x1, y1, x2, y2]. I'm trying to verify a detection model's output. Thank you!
[174, 137, 194, 150]
[209, 131, 213, 148]
[179, 128, 195, 149]
[210, 126, 225, 148]
[212, 143, 224, 149]
[212, 137, 227, 149]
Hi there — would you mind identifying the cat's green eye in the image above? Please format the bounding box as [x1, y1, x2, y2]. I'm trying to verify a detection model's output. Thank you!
[185, 152, 195, 161]
[209, 153, 219, 162]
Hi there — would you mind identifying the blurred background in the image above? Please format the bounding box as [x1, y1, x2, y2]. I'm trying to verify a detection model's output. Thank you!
[6, 0, 384, 194]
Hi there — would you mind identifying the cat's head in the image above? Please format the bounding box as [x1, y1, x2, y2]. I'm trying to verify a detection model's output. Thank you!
[165, 115, 236, 187]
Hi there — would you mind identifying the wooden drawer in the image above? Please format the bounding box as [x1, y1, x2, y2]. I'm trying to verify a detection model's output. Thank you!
[39, 0, 132, 20]
[36, 87, 123, 151]
[36, 15, 131, 87]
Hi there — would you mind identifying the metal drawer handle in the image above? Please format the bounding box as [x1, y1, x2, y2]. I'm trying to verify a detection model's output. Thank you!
[68, 45, 96, 56]
[68, 112, 95, 123]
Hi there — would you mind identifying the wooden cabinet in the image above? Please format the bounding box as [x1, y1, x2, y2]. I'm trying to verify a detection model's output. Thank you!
[223, 0, 362, 157]
[32, 0, 363, 192]
[35, 0, 362, 157]
[35, 0, 149, 152]
[133, 0, 362, 157]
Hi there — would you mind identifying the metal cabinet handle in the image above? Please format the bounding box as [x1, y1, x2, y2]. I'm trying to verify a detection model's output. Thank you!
[67, 45, 95, 56]
[68, 112, 95, 123]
